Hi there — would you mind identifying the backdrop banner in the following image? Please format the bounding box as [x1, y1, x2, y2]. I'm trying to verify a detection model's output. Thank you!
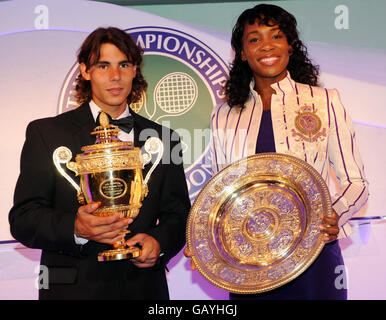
[1, 0, 385, 300]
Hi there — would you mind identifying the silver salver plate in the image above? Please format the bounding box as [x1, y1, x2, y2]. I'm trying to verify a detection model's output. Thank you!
[186, 153, 331, 294]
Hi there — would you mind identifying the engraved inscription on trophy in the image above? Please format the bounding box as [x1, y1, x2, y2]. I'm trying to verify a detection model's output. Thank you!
[100, 178, 127, 199]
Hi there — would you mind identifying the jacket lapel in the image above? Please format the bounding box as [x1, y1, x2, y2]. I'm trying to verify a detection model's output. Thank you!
[130, 107, 157, 176]
[70, 103, 96, 153]
[130, 107, 148, 149]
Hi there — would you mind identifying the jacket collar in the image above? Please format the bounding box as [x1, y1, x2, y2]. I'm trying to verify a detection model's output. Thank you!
[70, 102, 95, 129]
[70, 102, 96, 148]
[249, 71, 296, 97]
[129, 106, 148, 149]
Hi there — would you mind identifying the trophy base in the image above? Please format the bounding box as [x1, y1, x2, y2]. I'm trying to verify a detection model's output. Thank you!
[98, 246, 141, 262]
[93, 204, 141, 219]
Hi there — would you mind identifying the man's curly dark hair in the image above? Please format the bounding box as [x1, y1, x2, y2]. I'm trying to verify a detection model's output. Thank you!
[75, 27, 147, 106]
[225, 4, 320, 108]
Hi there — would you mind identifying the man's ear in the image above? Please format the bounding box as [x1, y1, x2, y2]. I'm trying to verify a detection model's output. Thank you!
[80, 63, 91, 80]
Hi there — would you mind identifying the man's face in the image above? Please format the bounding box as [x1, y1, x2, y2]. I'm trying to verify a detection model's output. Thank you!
[80, 42, 137, 117]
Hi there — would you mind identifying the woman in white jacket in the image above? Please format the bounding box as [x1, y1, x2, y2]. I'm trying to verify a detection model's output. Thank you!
[209, 4, 368, 300]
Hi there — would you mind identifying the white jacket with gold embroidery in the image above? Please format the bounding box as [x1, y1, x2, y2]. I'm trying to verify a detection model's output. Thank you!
[210, 73, 369, 238]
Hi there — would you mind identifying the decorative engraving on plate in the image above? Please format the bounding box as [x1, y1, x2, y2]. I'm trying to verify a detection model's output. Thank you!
[219, 267, 245, 285]
[268, 230, 294, 254]
[187, 153, 329, 294]
[196, 239, 214, 263]
[230, 197, 254, 221]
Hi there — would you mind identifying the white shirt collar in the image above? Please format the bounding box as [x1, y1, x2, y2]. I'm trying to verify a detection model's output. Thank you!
[89, 100, 131, 122]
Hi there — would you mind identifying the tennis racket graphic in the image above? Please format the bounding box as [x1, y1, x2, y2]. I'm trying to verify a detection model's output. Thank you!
[143, 72, 198, 123]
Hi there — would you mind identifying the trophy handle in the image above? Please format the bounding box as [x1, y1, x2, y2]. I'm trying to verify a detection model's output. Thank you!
[53, 147, 83, 199]
[142, 137, 164, 186]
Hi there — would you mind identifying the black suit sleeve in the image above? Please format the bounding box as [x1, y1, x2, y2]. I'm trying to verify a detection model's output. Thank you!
[145, 135, 191, 265]
[9, 121, 81, 257]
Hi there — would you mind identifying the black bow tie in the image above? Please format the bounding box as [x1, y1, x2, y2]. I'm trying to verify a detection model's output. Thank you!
[97, 113, 134, 134]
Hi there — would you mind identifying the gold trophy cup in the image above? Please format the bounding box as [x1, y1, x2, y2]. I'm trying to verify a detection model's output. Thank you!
[53, 112, 163, 262]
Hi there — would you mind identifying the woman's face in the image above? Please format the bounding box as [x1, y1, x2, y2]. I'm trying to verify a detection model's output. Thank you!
[241, 20, 291, 86]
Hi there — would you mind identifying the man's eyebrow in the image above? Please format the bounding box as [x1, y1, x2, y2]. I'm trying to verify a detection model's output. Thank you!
[94, 61, 110, 65]
[97, 60, 132, 63]
[93, 60, 133, 66]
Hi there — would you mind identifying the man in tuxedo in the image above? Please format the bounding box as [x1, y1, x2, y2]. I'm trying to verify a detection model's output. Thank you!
[9, 27, 190, 299]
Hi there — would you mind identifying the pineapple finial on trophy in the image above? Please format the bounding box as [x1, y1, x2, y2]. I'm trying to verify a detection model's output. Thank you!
[92, 111, 120, 144]
[99, 111, 110, 127]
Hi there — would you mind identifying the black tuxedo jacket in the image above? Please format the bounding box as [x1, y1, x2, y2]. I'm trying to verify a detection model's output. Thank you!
[9, 103, 190, 299]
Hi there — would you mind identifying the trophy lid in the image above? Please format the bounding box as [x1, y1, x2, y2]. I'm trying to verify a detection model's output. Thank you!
[80, 111, 134, 154]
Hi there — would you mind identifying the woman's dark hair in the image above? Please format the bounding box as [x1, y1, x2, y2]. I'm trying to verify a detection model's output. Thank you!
[225, 4, 320, 108]
[75, 27, 147, 105]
